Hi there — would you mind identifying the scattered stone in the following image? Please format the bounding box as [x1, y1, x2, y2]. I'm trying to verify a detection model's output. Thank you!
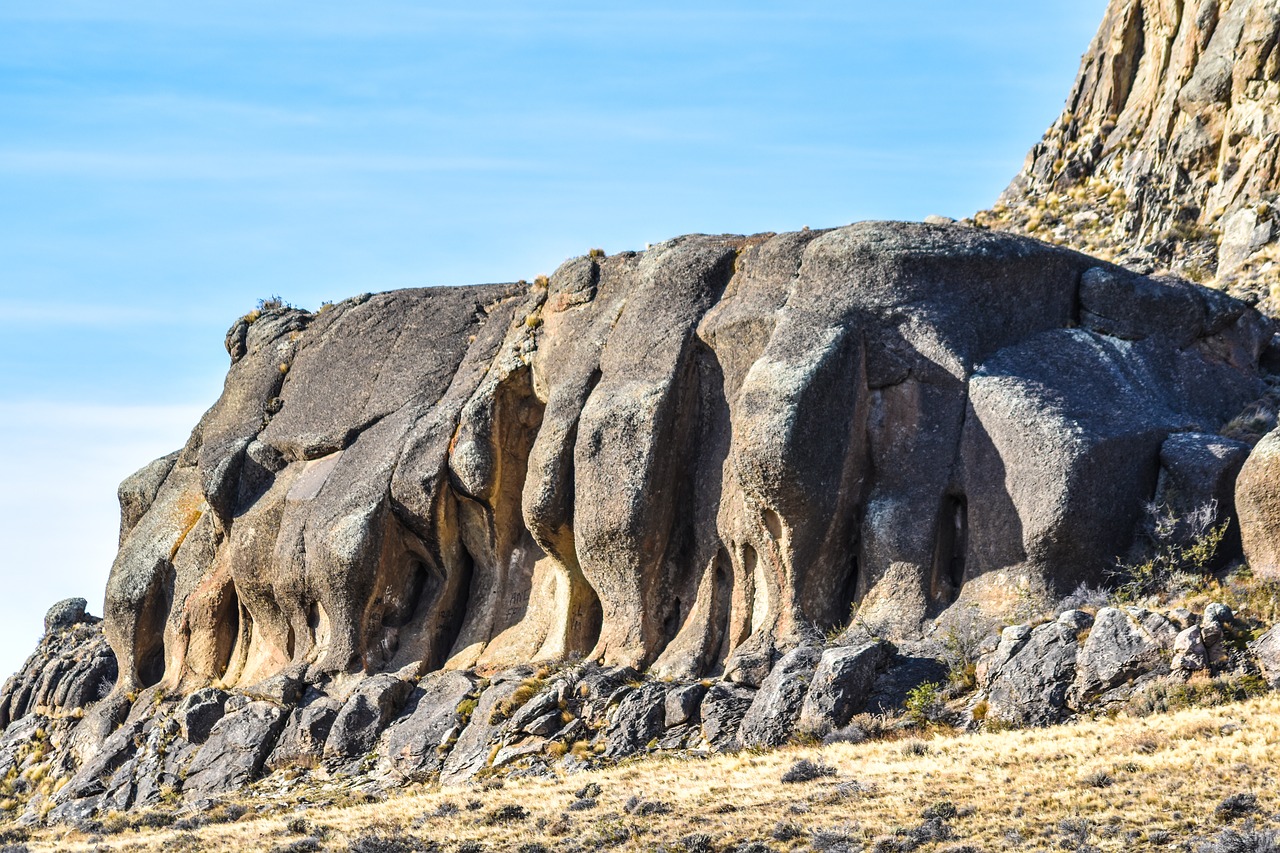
[700, 683, 756, 751]
[979, 622, 1078, 726]
[176, 688, 229, 744]
[182, 701, 288, 797]
[739, 646, 821, 748]
[1072, 608, 1163, 704]
[664, 683, 707, 728]
[797, 642, 887, 735]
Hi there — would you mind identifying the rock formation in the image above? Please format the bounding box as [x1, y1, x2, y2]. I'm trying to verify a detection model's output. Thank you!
[94, 223, 1272, 698]
[977, 0, 1280, 315]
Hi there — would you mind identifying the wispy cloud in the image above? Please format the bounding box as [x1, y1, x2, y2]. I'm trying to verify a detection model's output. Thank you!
[0, 300, 182, 328]
[0, 149, 539, 181]
[0, 400, 206, 431]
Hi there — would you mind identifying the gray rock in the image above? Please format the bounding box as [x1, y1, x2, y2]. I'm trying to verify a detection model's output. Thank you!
[1133, 608, 1179, 650]
[524, 712, 563, 737]
[182, 701, 287, 797]
[1204, 603, 1234, 626]
[1238, 427, 1280, 580]
[1073, 608, 1164, 703]
[1058, 610, 1094, 630]
[266, 698, 341, 771]
[1169, 608, 1198, 630]
[1250, 627, 1280, 688]
[980, 621, 1078, 726]
[664, 683, 707, 728]
[739, 646, 822, 747]
[1173, 626, 1208, 672]
[176, 688, 229, 744]
[700, 683, 755, 751]
[440, 671, 529, 785]
[796, 642, 887, 735]
[324, 674, 414, 760]
[43, 598, 88, 634]
[377, 671, 476, 782]
[603, 683, 667, 759]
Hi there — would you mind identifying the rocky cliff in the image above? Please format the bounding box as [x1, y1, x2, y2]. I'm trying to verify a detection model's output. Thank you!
[977, 0, 1280, 315]
[96, 223, 1273, 695]
[1, 221, 1278, 826]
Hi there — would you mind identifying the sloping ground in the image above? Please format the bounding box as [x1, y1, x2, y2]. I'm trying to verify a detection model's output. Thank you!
[976, 0, 1280, 317]
[10, 693, 1280, 852]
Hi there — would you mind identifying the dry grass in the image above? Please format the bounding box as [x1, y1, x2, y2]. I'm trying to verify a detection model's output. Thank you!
[16, 693, 1280, 851]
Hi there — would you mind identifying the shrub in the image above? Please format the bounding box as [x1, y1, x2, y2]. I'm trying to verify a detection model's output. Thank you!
[1216, 793, 1260, 822]
[1201, 828, 1280, 853]
[1080, 770, 1113, 788]
[491, 678, 545, 724]
[623, 796, 671, 816]
[1111, 501, 1228, 601]
[905, 682, 944, 723]
[482, 804, 529, 825]
[781, 759, 837, 783]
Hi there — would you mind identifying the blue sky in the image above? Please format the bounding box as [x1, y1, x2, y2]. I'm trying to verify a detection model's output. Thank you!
[0, 1, 1109, 677]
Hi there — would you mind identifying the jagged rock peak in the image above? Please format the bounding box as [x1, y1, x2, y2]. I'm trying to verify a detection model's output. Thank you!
[977, 0, 1280, 314]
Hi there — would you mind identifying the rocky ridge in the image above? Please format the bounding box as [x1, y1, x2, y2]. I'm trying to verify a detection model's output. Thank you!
[977, 0, 1280, 317]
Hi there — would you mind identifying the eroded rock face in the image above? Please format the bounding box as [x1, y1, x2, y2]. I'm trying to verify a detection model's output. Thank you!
[93, 224, 1268, 702]
[979, 0, 1280, 314]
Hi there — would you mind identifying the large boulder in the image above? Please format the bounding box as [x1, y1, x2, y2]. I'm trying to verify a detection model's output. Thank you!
[1072, 607, 1165, 704]
[377, 671, 478, 782]
[71, 223, 1266, 703]
[181, 701, 287, 797]
[700, 683, 755, 751]
[323, 674, 415, 760]
[1237, 427, 1280, 579]
[978, 622, 1078, 726]
[739, 646, 822, 747]
[796, 642, 888, 735]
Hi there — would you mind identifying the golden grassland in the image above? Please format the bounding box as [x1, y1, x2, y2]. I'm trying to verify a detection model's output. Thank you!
[17, 692, 1280, 852]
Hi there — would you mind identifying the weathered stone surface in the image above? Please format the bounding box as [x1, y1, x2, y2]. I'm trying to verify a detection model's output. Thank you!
[797, 642, 887, 735]
[603, 683, 667, 759]
[439, 672, 528, 785]
[739, 646, 822, 748]
[1174, 626, 1208, 672]
[979, 622, 1078, 726]
[176, 687, 228, 744]
[0, 620, 115, 730]
[44, 599, 88, 634]
[377, 671, 477, 782]
[1073, 607, 1165, 703]
[84, 220, 1267, 705]
[266, 697, 339, 771]
[1250, 627, 1280, 687]
[664, 684, 707, 728]
[700, 683, 755, 751]
[182, 701, 287, 797]
[323, 674, 414, 760]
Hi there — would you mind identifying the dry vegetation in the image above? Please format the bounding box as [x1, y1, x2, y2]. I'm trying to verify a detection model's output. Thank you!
[10, 693, 1280, 852]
